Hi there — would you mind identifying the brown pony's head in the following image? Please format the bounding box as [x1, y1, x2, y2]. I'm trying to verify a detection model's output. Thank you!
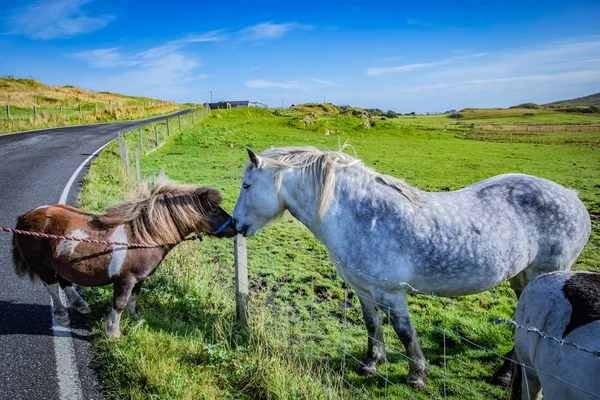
[194, 187, 237, 238]
[96, 178, 236, 245]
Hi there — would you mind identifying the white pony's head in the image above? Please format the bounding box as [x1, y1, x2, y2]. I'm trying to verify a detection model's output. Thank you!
[233, 149, 285, 237]
[233, 146, 423, 237]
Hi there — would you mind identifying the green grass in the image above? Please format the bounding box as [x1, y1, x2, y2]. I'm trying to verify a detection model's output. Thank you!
[79, 107, 600, 399]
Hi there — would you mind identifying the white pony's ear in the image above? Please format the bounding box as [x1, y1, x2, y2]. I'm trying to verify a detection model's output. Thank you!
[247, 149, 264, 169]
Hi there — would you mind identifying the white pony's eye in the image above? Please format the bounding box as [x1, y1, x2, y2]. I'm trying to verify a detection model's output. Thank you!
[243, 183, 251, 190]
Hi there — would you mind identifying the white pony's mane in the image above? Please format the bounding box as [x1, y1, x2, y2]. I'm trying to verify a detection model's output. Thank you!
[248, 145, 424, 218]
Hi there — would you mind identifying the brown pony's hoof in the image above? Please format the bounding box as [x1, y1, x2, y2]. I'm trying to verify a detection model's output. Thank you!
[74, 303, 91, 315]
[54, 312, 70, 326]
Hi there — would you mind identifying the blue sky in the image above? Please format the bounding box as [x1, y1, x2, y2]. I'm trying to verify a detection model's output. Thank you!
[1, 0, 599, 112]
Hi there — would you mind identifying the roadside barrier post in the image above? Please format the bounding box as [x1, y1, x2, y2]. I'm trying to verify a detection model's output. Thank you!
[234, 235, 249, 328]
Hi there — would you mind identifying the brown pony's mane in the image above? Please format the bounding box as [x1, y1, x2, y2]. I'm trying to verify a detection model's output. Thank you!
[93, 177, 222, 246]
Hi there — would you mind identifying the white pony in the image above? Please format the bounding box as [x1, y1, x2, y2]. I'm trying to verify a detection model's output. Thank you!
[232, 146, 591, 388]
[513, 271, 600, 400]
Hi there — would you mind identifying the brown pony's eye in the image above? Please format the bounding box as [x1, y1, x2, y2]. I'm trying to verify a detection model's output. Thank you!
[243, 183, 251, 189]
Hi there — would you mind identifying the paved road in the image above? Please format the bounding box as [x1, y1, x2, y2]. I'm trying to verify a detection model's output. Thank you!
[0, 110, 193, 400]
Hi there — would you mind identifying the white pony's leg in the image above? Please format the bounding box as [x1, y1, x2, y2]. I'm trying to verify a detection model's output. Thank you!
[381, 292, 429, 389]
[63, 285, 91, 314]
[356, 297, 387, 374]
[46, 283, 70, 326]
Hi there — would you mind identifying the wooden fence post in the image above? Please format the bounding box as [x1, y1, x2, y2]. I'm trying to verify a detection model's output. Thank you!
[138, 128, 143, 152]
[154, 125, 159, 147]
[118, 133, 126, 168]
[178, 114, 181, 130]
[95, 103, 98, 114]
[234, 235, 249, 328]
[59, 106, 63, 117]
[191, 111, 194, 124]
[33, 106, 37, 119]
[109, 100, 112, 112]
[78, 104, 82, 115]
[135, 149, 141, 185]
[166, 118, 170, 136]
[6, 105, 9, 119]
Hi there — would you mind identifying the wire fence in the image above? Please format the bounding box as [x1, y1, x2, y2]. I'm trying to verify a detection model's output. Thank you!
[225, 235, 600, 399]
[1, 101, 176, 120]
[115, 107, 209, 183]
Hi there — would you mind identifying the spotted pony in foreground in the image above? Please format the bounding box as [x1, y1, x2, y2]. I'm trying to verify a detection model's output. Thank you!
[232, 146, 591, 388]
[12, 178, 236, 338]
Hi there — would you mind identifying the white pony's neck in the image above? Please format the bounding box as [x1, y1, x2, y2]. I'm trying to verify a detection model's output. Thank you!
[279, 169, 324, 237]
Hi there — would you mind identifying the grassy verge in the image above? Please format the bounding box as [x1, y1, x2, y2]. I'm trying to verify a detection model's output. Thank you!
[79, 107, 599, 399]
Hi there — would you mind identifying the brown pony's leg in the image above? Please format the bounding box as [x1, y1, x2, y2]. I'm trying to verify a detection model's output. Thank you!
[57, 277, 91, 315]
[36, 267, 70, 326]
[105, 277, 136, 339]
[126, 279, 145, 317]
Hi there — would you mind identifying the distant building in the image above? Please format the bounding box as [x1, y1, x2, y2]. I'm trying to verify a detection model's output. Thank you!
[208, 101, 250, 109]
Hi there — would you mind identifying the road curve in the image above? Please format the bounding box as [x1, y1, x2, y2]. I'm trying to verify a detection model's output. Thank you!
[0, 109, 193, 400]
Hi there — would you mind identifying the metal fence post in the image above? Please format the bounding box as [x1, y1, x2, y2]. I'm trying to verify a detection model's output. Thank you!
[234, 235, 249, 327]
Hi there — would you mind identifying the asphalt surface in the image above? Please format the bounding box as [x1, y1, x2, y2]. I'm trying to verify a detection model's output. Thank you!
[0, 110, 193, 400]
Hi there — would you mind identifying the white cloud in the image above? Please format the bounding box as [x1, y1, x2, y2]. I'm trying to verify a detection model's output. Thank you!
[6, 0, 113, 39]
[406, 18, 431, 27]
[245, 80, 309, 90]
[245, 78, 341, 91]
[239, 21, 312, 42]
[366, 53, 489, 76]
[309, 78, 341, 87]
[72, 32, 219, 99]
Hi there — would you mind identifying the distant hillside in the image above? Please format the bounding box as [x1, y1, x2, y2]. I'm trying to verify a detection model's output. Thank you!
[0, 76, 173, 108]
[545, 92, 600, 108]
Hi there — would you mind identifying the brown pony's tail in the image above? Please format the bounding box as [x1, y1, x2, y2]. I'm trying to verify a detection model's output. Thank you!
[12, 229, 39, 281]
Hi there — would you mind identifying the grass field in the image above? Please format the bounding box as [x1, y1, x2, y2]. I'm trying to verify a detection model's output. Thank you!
[0, 76, 182, 134]
[79, 107, 600, 399]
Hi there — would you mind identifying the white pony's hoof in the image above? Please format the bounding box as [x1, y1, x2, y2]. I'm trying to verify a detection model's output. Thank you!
[406, 373, 426, 389]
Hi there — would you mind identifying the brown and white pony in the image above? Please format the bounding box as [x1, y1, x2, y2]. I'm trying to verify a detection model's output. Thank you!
[12, 178, 237, 338]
